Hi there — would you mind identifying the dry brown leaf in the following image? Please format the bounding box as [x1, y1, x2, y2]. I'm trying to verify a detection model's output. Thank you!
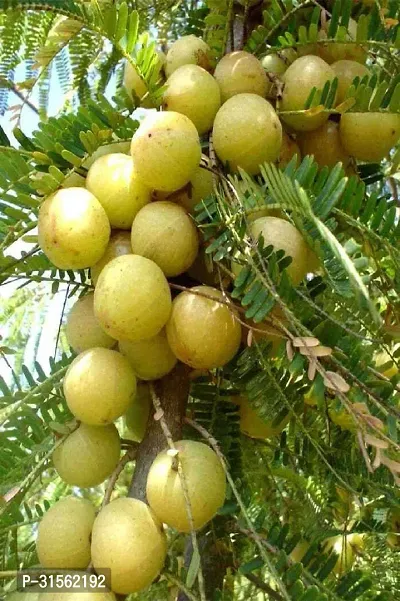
[299, 345, 332, 357]
[364, 434, 389, 449]
[323, 371, 350, 393]
[307, 359, 317, 381]
[292, 336, 320, 348]
[286, 340, 294, 362]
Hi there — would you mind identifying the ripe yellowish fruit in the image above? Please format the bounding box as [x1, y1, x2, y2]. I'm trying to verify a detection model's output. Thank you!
[165, 35, 212, 78]
[131, 201, 199, 277]
[65, 293, 115, 353]
[53, 423, 121, 487]
[213, 93, 282, 174]
[318, 19, 366, 65]
[83, 141, 131, 170]
[119, 328, 177, 381]
[38, 188, 110, 269]
[261, 54, 287, 96]
[8, 592, 39, 601]
[146, 439, 226, 532]
[124, 382, 151, 442]
[278, 130, 301, 168]
[166, 285, 241, 369]
[130, 111, 201, 192]
[214, 51, 268, 103]
[298, 120, 350, 168]
[86, 154, 151, 229]
[374, 349, 399, 379]
[94, 254, 171, 342]
[62, 172, 86, 188]
[36, 497, 95, 569]
[91, 231, 132, 285]
[38, 593, 115, 601]
[331, 60, 369, 105]
[64, 348, 137, 425]
[156, 159, 213, 214]
[91, 498, 167, 594]
[163, 64, 221, 135]
[239, 396, 288, 439]
[280, 55, 336, 131]
[340, 112, 400, 163]
[250, 216, 309, 284]
[123, 52, 164, 107]
[290, 540, 310, 563]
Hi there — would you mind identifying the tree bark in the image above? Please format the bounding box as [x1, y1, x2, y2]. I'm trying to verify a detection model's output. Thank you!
[128, 362, 190, 501]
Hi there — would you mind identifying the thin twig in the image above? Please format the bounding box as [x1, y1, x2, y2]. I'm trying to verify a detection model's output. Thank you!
[101, 446, 137, 509]
[0, 76, 39, 115]
[244, 573, 284, 601]
[149, 385, 207, 601]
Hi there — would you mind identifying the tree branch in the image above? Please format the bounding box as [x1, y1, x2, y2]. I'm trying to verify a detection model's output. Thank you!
[244, 573, 284, 601]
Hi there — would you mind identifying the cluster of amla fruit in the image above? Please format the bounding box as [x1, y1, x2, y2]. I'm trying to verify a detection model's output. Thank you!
[34, 32, 400, 595]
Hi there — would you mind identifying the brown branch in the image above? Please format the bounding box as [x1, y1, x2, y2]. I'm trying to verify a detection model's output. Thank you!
[0, 76, 39, 115]
[244, 573, 284, 601]
[101, 445, 137, 509]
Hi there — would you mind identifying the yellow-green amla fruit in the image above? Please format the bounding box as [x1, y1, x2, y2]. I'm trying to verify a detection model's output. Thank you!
[64, 348, 137, 425]
[36, 496, 95, 569]
[131, 111, 201, 193]
[91, 230, 132, 286]
[166, 285, 242, 369]
[278, 130, 301, 169]
[124, 382, 151, 442]
[7, 592, 39, 601]
[53, 423, 121, 487]
[123, 51, 165, 108]
[318, 19, 367, 65]
[91, 498, 167, 594]
[155, 157, 213, 214]
[213, 93, 282, 175]
[163, 64, 221, 135]
[38, 593, 115, 601]
[131, 201, 199, 277]
[86, 153, 151, 229]
[261, 53, 288, 98]
[214, 51, 268, 103]
[146, 439, 226, 532]
[237, 395, 288, 439]
[94, 254, 172, 342]
[119, 328, 177, 381]
[280, 55, 336, 132]
[331, 60, 369, 106]
[165, 35, 212, 78]
[340, 112, 400, 163]
[38, 188, 110, 270]
[82, 141, 131, 170]
[250, 216, 309, 285]
[298, 120, 350, 168]
[65, 293, 115, 353]
[323, 533, 364, 576]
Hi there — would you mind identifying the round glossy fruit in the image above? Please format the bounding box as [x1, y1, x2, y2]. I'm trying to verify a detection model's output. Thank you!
[64, 348, 137, 425]
[165, 35, 212, 78]
[62, 172, 86, 188]
[38, 188, 110, 269]
[36, 497, 95, 569]
[94, 254, 171, 342]
[250, 216, 309, 284]
[331, 60, 369, 105]
[156, 158, 213, 214]
[280, 55, 336, 131]
[65, 293, 115, 353]
[339, 112, 400, 162]
[166, 285, 242, 369]
[299, 120, 350, 168]
[214, 51, 268, 103]
[124, 53, 164, 107]
[130, 111, 201, 192]
[131, 201, 199, 277]
[239, 396, 288, 439]
[213, 93, 282, 174]
[163, 65, 221, 135]
[91, 231, 132, 285]
[119, 328, 177, 381]
[124, 382, 151, 442]
[53, 423, 121, 487]
[146, 439, 226, 532]
[261, 53, 287, 97]
[91, 498, 167, 594]
[278, 130, 301, 168]
[86, 154, 151, 229]
[83, 141, 131, 170]
[318, 19, 366, 64]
